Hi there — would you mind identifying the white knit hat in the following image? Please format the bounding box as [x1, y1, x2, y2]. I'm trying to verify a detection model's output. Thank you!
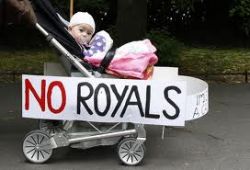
[69, 12, 95, 32]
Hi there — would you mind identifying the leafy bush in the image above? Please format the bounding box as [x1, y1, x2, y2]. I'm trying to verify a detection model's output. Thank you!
[146, 30, 183, 66]
[229, 0, 250, 37]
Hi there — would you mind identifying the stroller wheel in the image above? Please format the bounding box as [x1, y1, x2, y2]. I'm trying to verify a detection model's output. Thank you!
[117, 137, 145, 166]
[23, 130, 53, 163]
[39, 120, 63, 136]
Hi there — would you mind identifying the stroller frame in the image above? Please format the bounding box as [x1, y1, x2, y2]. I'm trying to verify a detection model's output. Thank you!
[22, 23, 146, 165]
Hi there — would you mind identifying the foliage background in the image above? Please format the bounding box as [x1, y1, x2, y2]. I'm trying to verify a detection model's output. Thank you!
[0, 0, 250, 83]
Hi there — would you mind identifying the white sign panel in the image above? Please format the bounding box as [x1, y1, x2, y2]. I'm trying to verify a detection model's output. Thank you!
[179, 76, 209, 121]
[152, 68, 209, 121]
[22, 75, 187, 126]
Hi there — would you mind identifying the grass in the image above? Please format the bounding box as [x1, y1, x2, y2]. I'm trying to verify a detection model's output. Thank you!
[0, 48, 58, 73]
[180, 47, 250, 75]
[0, 48, 58, 83]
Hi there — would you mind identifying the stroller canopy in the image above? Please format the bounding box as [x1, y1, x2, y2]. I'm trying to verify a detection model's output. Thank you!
[31, 0, 82, 57]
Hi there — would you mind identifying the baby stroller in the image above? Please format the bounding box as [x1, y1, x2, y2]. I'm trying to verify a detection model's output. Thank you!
[22, 0, 146, 165]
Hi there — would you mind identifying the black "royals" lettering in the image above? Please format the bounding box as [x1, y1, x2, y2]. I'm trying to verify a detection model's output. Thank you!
[77, 83, 181, 120]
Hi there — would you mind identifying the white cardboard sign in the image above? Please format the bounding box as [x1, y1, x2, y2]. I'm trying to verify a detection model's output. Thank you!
[152, 67, 209, 121]
[22, 75, 187, 126]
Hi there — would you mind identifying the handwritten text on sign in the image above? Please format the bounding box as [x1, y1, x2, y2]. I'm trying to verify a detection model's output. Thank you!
[22, 75, 187, 126]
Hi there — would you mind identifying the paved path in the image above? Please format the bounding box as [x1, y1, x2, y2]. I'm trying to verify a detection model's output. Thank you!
[1, 83, 250, 170]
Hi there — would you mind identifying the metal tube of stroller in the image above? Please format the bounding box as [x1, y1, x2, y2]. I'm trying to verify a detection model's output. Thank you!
[68, 129, 137, 144]
[35, 23, 94, 78]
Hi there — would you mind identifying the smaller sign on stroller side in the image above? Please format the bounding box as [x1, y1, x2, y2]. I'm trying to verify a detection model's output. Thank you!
[22, 75, 187, 126]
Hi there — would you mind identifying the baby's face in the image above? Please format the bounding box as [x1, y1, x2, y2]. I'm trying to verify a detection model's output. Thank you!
[68, 24, 94, 45]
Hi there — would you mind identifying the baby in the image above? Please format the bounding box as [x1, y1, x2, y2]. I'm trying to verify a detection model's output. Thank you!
[68, 12, 95, 47]
[68, 12, 157, 79]
[68, 12, 113, 58]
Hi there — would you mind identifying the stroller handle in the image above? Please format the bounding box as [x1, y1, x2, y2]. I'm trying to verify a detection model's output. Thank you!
[36, 23, 94, 78]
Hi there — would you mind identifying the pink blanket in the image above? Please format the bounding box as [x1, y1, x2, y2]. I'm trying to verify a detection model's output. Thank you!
[84, 39, 158, 79]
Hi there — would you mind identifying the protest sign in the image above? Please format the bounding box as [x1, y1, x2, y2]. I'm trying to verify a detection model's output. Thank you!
[22, 75, 187, 126]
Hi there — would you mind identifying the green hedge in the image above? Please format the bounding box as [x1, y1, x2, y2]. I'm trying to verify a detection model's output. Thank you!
[146, 30, 184, 66]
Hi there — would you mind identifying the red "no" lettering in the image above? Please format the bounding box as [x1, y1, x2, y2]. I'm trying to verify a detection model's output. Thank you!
[25, 79, 66, 114]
